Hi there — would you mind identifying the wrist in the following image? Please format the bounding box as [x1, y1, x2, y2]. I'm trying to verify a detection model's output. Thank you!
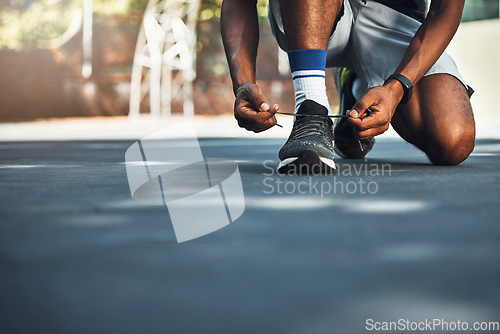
[234, 82, 255, 96]
[231, 71, 256, 95]
[384, 79, 405, 103]
[384, 73, 413, 104]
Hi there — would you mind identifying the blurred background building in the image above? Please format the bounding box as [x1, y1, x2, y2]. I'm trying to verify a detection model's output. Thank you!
[0, 0, 498, 121]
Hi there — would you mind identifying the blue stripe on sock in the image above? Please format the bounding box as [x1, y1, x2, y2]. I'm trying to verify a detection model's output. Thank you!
[292, 74, 325, 80]
[288, 49, 327, 72]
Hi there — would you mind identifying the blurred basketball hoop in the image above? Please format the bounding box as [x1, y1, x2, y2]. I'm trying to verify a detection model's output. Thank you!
[129, 0, 200, 118]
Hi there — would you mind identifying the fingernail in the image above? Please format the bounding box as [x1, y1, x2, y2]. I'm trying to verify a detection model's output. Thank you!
[349, 110, 358, 118]
[276, 105, 280, 111]
[260, 103, 269, 111]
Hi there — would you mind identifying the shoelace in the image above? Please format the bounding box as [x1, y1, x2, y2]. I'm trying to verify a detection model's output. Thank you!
[267, 110, 349, 118]
[268, 108, 372, 129]
[290, 115, 333, 140]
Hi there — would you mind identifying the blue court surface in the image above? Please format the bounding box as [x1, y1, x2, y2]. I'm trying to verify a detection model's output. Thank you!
[1, 129, 500, 333]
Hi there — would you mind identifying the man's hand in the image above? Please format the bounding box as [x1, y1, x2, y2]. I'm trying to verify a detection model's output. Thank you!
[347, 81, 404, 139]
[234, 83, 279, 133]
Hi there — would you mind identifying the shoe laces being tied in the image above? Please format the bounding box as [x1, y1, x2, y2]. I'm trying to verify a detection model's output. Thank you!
[290, 115, 333, 140]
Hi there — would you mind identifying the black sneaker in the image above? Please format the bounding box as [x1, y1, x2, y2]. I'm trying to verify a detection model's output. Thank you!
[278, 100, 336, 174]
[333, 68, 375, 159]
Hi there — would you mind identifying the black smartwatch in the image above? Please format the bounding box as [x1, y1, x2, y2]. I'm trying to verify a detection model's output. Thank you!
[384, 73, 413, 104]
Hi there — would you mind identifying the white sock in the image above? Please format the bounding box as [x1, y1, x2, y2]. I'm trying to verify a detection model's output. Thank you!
[288, 49, 331, 114]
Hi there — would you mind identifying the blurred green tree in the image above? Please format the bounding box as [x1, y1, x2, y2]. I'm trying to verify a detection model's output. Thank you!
[0, 0, 149, 49]
[0, 0, 268, 49]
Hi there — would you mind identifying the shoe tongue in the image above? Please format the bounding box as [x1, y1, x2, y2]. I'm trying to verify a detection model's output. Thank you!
[296, 100, 328, 116]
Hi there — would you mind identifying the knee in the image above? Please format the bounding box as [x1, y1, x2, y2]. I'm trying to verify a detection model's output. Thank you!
[426, 123, 476, 166]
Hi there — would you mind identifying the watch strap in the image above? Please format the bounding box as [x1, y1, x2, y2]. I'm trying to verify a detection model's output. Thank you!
[385, 74, 413, 104]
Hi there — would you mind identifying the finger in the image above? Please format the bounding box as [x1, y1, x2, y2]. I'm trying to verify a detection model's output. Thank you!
[255, 104, 280, 122]
[236, 106, 274, 129]
[355, 129, 380, 140]
[236, 107, 277, 132]
[234, 106, 260, 132]
[246, 85, 268, 111]
[252, 115, 278, 132]
[348, 115, 376, 131]
[347, 111, 388, 131]
[354, 124, 390, 139]
[269, 104, 280, 127]
[235, 101, 260, 122]
[235, 90, 273, 121]
[349, 107, 370, 119]
[352, 126, 376, 140]
[348, 108, 374, 120]
[239, 102, 277, 124]
[260, 105, 280, 130]
[350, 93, 377, 119]
[269, 104, 280, 112]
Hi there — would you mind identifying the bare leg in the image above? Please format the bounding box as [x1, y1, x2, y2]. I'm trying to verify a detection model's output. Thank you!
[278, 0, 343, 50]
[275, 0, 344, 172]
[391, 74, 475, 165]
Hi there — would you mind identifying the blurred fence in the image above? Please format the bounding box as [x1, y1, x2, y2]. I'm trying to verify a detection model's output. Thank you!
[0, 14, 141, 121]
[0, 12, 299, 121]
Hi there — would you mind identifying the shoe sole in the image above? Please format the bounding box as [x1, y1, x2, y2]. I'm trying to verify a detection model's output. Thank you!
[277, 150, 336, 174]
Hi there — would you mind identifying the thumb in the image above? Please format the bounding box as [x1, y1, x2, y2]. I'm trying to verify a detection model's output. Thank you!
[350, 95, 373, 119]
